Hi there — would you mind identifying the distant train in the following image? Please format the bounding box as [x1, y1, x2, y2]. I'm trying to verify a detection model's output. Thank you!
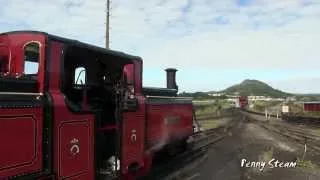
[235, 96, 248, 109]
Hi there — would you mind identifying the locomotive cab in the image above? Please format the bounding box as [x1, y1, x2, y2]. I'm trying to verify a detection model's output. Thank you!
[0, 31, 143, 179]
[62, 45, 138, 177]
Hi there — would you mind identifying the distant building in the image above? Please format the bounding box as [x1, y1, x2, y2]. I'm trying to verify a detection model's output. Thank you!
[286, 97, 296, 101]
[226, 94, 238, 98]
[208, 92, 225, 97]
[248, 96, 265, 101]
[248, 95, 285, 102]
[274, 98, 285, 101]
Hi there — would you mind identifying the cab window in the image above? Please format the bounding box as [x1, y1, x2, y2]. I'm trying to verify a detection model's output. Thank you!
[24, 42, 39, 75]
[74, 66, 87, 85]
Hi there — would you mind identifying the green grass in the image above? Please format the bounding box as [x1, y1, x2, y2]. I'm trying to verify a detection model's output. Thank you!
[194, 99, 232, 116]
[251, 100, 281, 113]
[195, 105, 219, 116]
[199, 118, 232, 130]
[194, 99, 233, 130]
[258, 147, 274, 163]
[297, 158, 318, 169]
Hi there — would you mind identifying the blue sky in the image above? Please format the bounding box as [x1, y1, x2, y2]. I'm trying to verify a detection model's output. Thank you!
[1, 0, 320, 93]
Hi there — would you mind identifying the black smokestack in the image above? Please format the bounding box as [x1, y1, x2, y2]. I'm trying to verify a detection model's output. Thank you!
[165, 68, 178, 90]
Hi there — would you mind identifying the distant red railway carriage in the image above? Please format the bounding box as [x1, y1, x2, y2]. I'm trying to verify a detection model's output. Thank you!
[0, 31, 194, 180]
[303, 102, 320, 112]
[239, 96, 248, 108]
[235, 96, 248, 109]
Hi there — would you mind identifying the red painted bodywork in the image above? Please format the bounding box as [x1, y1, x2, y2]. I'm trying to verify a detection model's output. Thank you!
[146, 104, 193, 152]
[0, 108, 43, 177]
[121, 95, 146, 175]
[304, 103, 320, 112]
[0, 31, 194, 179]
[0, 32, 46, 178]
[47, 41, 95, 179]
[0, 33, 46, 91]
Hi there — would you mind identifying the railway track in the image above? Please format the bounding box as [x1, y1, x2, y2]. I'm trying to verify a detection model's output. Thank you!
[260, 123, 320, 152]
[243, 111, 320, 152]
[242, 109, 320, 126]
[195, 113, 233, 121]
[243, 110, 320, 136]
[143, 119, 237, 180]
[271, 123, 320, 141]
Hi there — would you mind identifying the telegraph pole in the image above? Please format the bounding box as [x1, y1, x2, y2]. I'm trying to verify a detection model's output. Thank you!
[105, 0, 110, 49]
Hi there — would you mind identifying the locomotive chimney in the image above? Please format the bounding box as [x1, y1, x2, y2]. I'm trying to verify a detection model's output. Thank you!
[165, 68, 178, 90]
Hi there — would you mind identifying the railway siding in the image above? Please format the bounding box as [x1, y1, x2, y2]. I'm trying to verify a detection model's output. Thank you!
[242, 110, 320, 170]
[241, 110, 320, 137]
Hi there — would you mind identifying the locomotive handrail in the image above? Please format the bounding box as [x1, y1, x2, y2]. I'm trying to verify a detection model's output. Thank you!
[0, 92, 43, 96]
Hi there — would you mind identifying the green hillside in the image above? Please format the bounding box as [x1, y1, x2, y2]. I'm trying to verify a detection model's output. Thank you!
[221, 79, 291, 97]
[180, 79, 320, 99]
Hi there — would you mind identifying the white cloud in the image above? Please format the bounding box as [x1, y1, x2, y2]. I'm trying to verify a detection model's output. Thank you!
[1, 0, 319, 69]
[0, 0, 106, 44]
[109, 0, 320, 70]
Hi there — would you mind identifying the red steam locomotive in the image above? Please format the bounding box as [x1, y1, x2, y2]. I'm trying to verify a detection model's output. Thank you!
[0, 31, 194, 179]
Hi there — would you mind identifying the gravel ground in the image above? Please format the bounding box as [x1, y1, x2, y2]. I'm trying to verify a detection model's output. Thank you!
[188, 116, 320, 180]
